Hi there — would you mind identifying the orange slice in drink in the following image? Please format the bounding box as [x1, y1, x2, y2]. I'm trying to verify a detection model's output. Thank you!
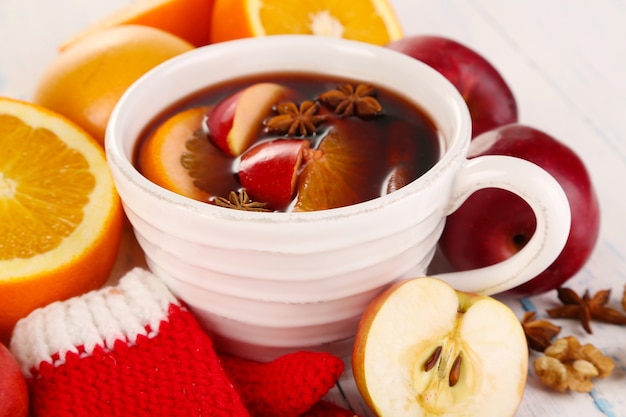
[0, 97, 123, 343]
[210, 0, 403, 45]
[138, 106, 238, 203]
[294, 128, 368, 212]
[138, 107, 212, 202]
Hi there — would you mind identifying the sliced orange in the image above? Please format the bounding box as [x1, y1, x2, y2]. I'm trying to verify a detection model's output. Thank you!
[35, 25, 194, 147]
[138, 106, 239, 203]
[138, 107, 212, 202]
[60, 0, 216, 50]
[294, 129, 368, 212]
[209, 0, 403, 45]
[0, 97, 123, 343]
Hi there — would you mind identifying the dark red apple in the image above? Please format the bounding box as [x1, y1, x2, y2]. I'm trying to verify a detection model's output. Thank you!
[206, 83, 289, 156]
[386, 35, 518, 138]
[239, 138, 310, 210]
[439, 124, 600, 296]
[0, 343, 29, 417]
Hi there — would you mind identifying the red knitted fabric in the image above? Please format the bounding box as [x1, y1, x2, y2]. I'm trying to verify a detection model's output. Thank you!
[219, 351, 344, 417]
[301, 400, 361, 417]
[10, 268, 250, 417]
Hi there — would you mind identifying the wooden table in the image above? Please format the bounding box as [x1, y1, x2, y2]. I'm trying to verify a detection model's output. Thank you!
[2, 1, 624, 416]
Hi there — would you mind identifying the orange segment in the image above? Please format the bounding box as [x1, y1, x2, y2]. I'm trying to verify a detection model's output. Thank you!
[138, 107, 212, 202]
[35, 25, 194, 147]
[60, 0, 216, 50]
[294, 129, 367, 212]
[210, 0, 403, 45]
[0, 97, 123, 343]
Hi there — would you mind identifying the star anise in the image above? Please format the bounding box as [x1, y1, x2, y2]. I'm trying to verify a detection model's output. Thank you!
[213, 189, 270, 212]
[521, 311, 562, 352]
[264, 100, 327, 136]
[318, 83, 383, 118]
[546, 287, 626, 334]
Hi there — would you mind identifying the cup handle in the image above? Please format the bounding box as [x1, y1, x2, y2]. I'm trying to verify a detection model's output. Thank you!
[435, 155, 571, 295]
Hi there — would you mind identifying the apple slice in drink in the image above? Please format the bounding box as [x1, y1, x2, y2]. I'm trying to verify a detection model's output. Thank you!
[206, 82, 290, 156]
[239, 138, 311, 210]
[353, 277, 528, 417]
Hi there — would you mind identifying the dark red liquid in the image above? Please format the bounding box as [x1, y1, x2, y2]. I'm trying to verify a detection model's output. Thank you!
[135, 72, 441, 212]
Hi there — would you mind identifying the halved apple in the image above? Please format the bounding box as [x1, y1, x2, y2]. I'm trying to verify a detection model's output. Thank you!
[353, 277, 528, 417]
[206, 82, 290, 156]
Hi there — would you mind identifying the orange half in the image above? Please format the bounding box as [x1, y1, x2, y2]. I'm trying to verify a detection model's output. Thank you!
[0, 97, 123, 343]
[210, 0, 403, 45]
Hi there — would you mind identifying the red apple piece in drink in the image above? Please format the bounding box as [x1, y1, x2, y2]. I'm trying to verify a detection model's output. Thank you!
[239, 138, 311, 210]
[206, 82, 290, 156]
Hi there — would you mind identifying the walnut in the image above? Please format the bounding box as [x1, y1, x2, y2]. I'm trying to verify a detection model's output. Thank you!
[534, 336, 615, 392]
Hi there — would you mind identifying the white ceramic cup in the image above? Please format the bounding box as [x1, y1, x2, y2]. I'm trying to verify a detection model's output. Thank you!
[106, 35, 571, 360]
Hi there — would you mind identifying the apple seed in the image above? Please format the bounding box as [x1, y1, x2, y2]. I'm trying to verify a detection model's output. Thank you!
[421, 343, 464, 388]
[423, 346, 442, 372]
[449, 354, 462, 387]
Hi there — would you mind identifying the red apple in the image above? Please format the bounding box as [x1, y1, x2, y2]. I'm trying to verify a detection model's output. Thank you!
[206, 82, 289, 156]
[239, 138, 310, 210]
[439, 124, 600, 296]
[0, 343, 29, 417]
[353, 277, 528, 417]
[386, 35, 518, 138]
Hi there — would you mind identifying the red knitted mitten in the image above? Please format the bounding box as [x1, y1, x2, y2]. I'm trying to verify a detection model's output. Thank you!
[10, 268, 250, 417]
[219, 350, 345, 417]
[300, 400, 361, 417]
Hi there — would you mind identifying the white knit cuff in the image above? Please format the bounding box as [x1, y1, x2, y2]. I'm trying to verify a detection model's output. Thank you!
[10, 267, 179, 377]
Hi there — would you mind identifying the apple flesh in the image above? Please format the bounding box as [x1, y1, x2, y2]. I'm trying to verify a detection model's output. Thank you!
[206, 82, 289, 156]
[353, 277, 528, 417]
[386, 35, 518, 138]
[239, 138, 310, 210]
[439, 124, 600, 296]
[0, 343, 29, 417]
